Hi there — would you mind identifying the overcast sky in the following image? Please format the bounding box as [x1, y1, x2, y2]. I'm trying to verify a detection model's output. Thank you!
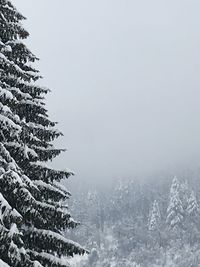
[12, 0, 200, 185]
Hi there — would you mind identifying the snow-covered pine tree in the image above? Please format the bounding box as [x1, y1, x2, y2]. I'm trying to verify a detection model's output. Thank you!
[185, 190, 200, 245]
[166, 176, 184, 228]
[0, 0, 86, 266]
[148, 200, 161, 231]
[180, 180, 190, 210]
[0, 89, 41, 265]
[187, 190, 199, 217]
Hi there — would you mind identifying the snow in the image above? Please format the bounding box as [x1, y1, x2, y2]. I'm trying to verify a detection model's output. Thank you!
[0, 87, 13, 100]
[148, 200, 161, 231]
[66, 254, 88, 267]
[187, 190, 199, 215]
[9, 86, 32, 100]
[32, 228, 86, 252]
[0, 114, 21, 131]
[8, 224, 20, 239]
[0, 193, 22, 223]
[0, 1, 85, 266]
[28, 250, 71, 267]
[0, 103, 12, 114]
[23, 144, 38, 159]
[34, 180, 68, 198]
[166, 176, 184, 227]
[0, 259, 10, 267]
[33, 261, 43, 267]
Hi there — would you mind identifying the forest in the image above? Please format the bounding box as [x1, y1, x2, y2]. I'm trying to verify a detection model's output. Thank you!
[68, 171, 200, 266]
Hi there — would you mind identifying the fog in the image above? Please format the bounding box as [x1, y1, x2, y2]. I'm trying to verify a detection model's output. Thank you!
[12, 0, 200, 185]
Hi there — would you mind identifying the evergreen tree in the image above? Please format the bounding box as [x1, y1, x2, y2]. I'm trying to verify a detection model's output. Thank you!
[187, 190, 199, 217]
[0, 110, 40, 265]
[185, 190, 200, 245]
[0, 0, 86, 266]
[166, 176, 184, 228]
[179, 180, 190, 210]
[148, 200, 161, 231]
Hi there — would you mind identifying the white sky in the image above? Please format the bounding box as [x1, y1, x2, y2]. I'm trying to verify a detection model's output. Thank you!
[12, 0, 200, 185]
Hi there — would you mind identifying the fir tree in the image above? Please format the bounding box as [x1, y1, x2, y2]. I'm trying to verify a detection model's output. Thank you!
[187, 190, 199, 217]
[148, 200, 161, 231]
[180, 180, 190, 210]
[166, 176, 184, 228]
[0, 117, 40, 265]
[0, 0, 86, 266]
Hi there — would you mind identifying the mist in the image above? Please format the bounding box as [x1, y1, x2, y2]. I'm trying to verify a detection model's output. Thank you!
[12, 0, 200, 185]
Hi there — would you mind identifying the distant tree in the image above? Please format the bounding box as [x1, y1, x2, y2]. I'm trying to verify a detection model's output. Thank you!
[148, 200, 161, 231]
[184, 190, 200, 245]
[67, 175, 200, 266]
[180, 180, 190, 210]
[166, 177, 184, 228]
[87, 190, 105, 247]
[187, 190, 199, 216]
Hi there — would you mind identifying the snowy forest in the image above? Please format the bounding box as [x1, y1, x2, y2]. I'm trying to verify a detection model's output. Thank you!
[1, 0, 200, 266]
[67, 172, 200, 266]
